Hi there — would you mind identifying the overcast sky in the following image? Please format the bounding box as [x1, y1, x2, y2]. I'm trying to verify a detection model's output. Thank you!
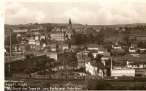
[5, 0, 146, 25]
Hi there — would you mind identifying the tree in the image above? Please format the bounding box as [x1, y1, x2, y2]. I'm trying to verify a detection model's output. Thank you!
[88, 52, 94, 60]
[46, 24, 54, 32]
[86, 33, 94, 43]
[70, 34, 87, 45]
[123, 36, 131, 46]
[40, 38, 46, 45]
[5, 34, 19, 46]
[94, 32, 104, 45]
[95, 54, 102, 62]
[137, 41, 144, 48]
[5, 55, 53, 74]
[58, 52, 78, 68]
[103, 41, 112, 52]
[136, 49, 140, 54]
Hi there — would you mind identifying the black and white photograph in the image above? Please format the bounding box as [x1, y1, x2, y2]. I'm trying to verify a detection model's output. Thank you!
[3, 0, 146, 90]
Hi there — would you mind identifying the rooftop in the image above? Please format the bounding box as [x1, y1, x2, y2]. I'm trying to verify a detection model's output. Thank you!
[50, 31, 65, 34]
[114, 54, 146, 62]
[87, 44, 100, 47]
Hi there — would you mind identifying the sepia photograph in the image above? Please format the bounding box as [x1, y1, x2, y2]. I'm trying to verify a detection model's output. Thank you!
[3, 0, 146, 90]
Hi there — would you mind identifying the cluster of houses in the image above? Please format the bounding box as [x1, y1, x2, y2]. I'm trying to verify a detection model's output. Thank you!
[110, 41, 146, 77]
[12, 28, 74, 52]
[6, 19, 146, 77]
[76, 44, 110, 76]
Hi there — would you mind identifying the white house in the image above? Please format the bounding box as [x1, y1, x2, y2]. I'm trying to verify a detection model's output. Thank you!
[127, 61, 146, 69]
[28, 39, 35, 44]
[111, 69, 135, 77]
[40, 35, 46, 40]
[90, 50, 98, 58]
[62, 44, 69, 50]
[139, 48, 146, 53]
[87, 44, 99, 51]
[35, 36, 39, 40]
[98, 47, 106, 55]
[85, 62, 98, 75]
[49, 44, 57, 52]
[112, 45, 122, 50]
[13, 29, 28, 33]
[129, 47, 137, 53]
[46, 52, 58, 60]
[35, 40, 40, 45]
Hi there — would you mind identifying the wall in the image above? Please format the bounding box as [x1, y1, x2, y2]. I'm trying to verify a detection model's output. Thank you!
[111, 69, 135, 77]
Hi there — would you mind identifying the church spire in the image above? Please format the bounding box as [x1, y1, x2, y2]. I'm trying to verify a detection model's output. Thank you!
[68, 18, 72, 28]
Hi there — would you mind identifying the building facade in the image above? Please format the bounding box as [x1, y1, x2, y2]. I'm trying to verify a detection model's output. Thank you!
[50, 31, 66, 41]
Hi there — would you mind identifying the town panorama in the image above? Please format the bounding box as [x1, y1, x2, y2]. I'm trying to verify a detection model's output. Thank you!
[4, 3, 146, 89]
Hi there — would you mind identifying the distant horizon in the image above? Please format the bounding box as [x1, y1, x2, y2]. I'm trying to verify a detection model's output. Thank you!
[4, 22, 146, 26]
[5, 1, 146, 25]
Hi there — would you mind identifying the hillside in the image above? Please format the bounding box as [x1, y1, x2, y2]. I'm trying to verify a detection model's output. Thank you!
[88, 23, 146, 30]
[4, 23, 146, 35]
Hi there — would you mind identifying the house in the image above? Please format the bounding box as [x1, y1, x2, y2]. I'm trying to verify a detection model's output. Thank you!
[98, 69, 107, 77]
[127, 61, 146, 69]
[114, 54, 146, 63]
[28, 38, 35, 44]
[49, 44, 58, 52]
[112, 45, 122, 50]
[33, 32, 46, 41]
[12, 44, 26, 53]
[42, 43, 47, 48]
[13, 44, 19, 52]
[50, 31, 66, 41]
[34, 35, 39, 40]
[16, 33, 21, 38]
[135, 69, 146, 76]
[46, 52, 58, 60]
[111, 69, 135, 77]
[90, 50, 98, 58]
[32, 31, 40, 35]
[97, 47, 106, 55]
[18, 44, 26, 53]
[139, 48, 146, 53]
[101, 52, 111, 61]
[40, 35, 46, 40]
[13, 29, 28, 33]
[129, 47, 137, 53]
[35, 40, 40, 45]
[65, 28, 74, 39]
[20, 40, 26, 44]
[29, 44, 41, 51]
[52, 27, 61, 31]
[90, 47, 108, 58]
[76, 51, 91, 68]
[62, 44, 70, 50]
[71, 45, 79, 51]
[85, 62, 98, 75]
[87, 44, 99, 51]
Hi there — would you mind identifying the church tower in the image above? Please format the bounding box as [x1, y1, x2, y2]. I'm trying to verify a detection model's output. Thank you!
[68, 18, 72, 28]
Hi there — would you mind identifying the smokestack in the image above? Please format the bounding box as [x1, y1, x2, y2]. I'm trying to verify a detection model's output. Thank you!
[111, 56, 113, 72]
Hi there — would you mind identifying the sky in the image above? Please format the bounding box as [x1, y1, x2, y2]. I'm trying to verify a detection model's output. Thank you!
[4, 0, 146, 25]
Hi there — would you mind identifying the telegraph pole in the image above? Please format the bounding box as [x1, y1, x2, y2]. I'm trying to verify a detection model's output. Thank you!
[10, 29, 12, 57]
[9, 29, 12, 77]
